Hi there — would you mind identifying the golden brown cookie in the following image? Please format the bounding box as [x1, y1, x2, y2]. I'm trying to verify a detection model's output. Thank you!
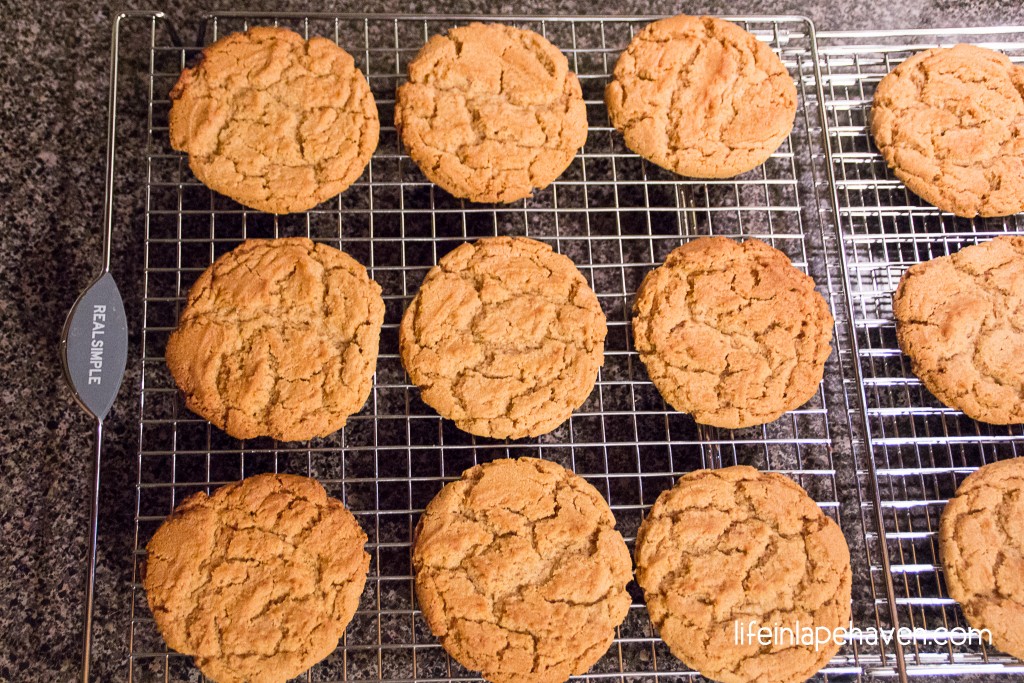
[940, 457, 1024, 660]
[633, 237, 833, 429]
[606, 16, 797, 178]
[871, 44, 1024, 218]
[413, 457, 632, 683]
[399, 236, 606, 439]
[394, 23, 588, 203]
[170, 27, 379, 214]
[166, 237, 385, 441]
[635, 466, 852, 683]
[144, 473, 370, 683]
[893, 236, 1024, 424]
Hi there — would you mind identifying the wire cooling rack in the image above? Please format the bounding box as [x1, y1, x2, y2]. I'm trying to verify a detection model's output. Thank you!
[816, 26, 1024, 677]
[92, 10, 892, 683]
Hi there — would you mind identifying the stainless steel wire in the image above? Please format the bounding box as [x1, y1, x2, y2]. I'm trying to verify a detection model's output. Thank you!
[816, 25, 1024, 677]
[101, 11, 890, 682]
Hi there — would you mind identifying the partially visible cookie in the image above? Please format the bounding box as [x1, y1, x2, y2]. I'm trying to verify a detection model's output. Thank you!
[413, 457, 633, 683]
[940, 457, 1024, 660]
[144, 473, 370, 683]
[395, 23, 588, 203]
[606, 15, 797, 178]
[166, 237, 385, 441]
[871, 44, 1024, 217]
[635, 466, 852, 683]
[399, 236, 606, 439]
[893, 236, 1024, 424]
[170, 27, 379, 214]
[633, 237, 833, 429]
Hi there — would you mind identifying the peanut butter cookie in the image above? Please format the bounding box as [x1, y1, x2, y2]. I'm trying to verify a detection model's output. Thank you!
[940, 457, 1024, 660]
[399, 236, 606, 439]
[170, 27, 379, 214]
[413, 458, 632, 683]
[633, 237, 833, 429]
[606, 16, 797, 178]
[394, 23, 588, 203]
[871, 44, 1024, 218]
[893, 235, 1024, 424]
[166, 237, 385, 441]
[635, 466, 852, 683]
[144, 473, 370, 683]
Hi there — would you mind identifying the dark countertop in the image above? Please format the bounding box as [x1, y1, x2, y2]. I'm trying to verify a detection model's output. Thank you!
[2, 0, 1023, 680]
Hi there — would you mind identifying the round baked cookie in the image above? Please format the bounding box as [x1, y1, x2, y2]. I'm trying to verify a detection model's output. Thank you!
[871, 44, 1024, 218]
[413, 457, 632, 683]
[144, 473, 370, 683]
[606, 15, 797, 178]
[893, 235, 1024, 424]
[399, 236, 606, 439]
[166, 237, 385, 441]
[633, 237, 833, 429]
[940, 457, 1024, 660]
[636, 466, 852, 683]
[394, 23, 588, 203]
[169, 26, 379, 214]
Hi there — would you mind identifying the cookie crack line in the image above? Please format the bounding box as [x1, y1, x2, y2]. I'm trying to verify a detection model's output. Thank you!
[395, 23, 587, 203]
[166, 237, 385, 442]
[633, 237, 833, 429]
[169, 26, 379, 214]
[400, 237, 607, 440]
[892, 235, 1024, 424]
[870, 43, 1024, 218]
[939, 458, 1024, 660]
[412, 458, 632, 683]
[635, 466, 852, 683]
[606, 15, 797, 179]
[143, 474, 371, 683]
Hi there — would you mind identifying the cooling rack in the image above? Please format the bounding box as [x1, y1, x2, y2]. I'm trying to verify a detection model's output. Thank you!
[80, 10, 903, 682]
[815, 25, 1024, 678]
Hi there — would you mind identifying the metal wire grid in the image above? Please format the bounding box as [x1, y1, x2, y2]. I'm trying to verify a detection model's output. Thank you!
[111, 11, 876, 682]
[816, 26, 1024, 676]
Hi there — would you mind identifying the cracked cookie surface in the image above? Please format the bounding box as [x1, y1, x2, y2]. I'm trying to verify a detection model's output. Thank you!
[394, 23, 588, 203]
[871, 44, 1024, 217]
[399, 236, 606, 439]
[893, 235, 1024, 424]
[166, 237, 385, 441]
[170, 26, 379, 214]
[144, 473, 370, 683]
[633, 237, 833, 429]
[605, 15, 797, 179]
[940, 457, 1024, 660]
[413, 457, 632, 683]
[635, 466, 851, 683]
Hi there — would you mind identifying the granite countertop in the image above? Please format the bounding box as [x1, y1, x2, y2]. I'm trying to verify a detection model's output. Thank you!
[3, 0, 1023, 680]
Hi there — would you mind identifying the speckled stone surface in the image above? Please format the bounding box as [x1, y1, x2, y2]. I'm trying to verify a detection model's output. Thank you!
[2, 1, 1023, 681]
